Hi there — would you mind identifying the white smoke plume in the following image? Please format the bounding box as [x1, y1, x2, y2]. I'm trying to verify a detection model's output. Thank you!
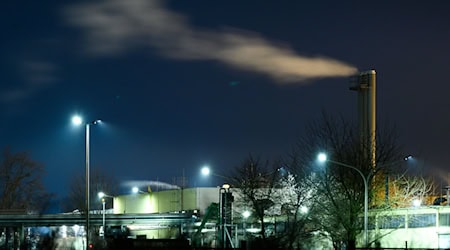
[122, 180, 180, 191]
[65, 0, 357, 83]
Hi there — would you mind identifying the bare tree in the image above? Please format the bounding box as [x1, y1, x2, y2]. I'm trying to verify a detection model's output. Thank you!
[290, 112, 402, 250]
[388, 174, 434, 207]
[274, 171, 320, 249]
[230, 155, 320, 249]
[65, 167, 118, 213]
[230, 156, 278, 242]
[0, 147, 52, 213]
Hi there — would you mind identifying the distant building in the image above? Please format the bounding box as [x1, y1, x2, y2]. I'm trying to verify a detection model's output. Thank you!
[113, 187, 220, 214]
[369, 206, 450, 249]
[112, 187, 450, 249]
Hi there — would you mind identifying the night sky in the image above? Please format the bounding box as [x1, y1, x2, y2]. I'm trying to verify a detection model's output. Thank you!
[1, 1, 450, 199]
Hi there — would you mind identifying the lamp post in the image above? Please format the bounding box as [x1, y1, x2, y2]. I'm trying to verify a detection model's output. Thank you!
[98, 192, 113, 238]
[317, 153, 412, 248]
[219, 183, 234, 249]
[202, 168, 235, 248]
[317, 153, 370, 248]
[101, 198, 105, 236]
[72, 115, 101, 250]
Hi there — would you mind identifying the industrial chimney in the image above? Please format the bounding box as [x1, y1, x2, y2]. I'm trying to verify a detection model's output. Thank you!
[349, 70, 376, 167]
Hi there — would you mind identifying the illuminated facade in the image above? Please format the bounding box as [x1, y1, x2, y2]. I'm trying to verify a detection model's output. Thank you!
[113, 187, 220, 214]
[110, 187, 450, 249]
[368, 206, 450, 249]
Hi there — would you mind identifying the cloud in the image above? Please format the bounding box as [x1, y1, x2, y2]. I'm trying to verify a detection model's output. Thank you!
[0, 88, 34, 104]
[65, 0, 357, 83]
[22, 61, 58, 85]
[0, 61, 58, 104]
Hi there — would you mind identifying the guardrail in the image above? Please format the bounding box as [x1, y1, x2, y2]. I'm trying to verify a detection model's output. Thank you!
[0, 212, 195, 227]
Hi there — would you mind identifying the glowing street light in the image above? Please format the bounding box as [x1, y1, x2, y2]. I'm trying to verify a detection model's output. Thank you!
[132, 187, 139, 194]
[317, 152, 412, 247]
[97, 192, 113, 238]
[200, 166, 228, 179]
[317, 153, 327, 162]
[98, 192, 108, 199]
[201, 166, 232, 189]
[242, 210, 251, 238]
[72, 114, 101, 250]
[201, 166, 211, 176]
[317, 152, 370, 248]
[300, 206, 309, 214]
[412, 199, 421, 207]
[242, 210, 251, 219]
[72, 115, 82, 126]
[132, 186, 147, 194]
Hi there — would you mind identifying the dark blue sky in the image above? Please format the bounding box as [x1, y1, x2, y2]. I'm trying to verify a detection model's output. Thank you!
[1, 1, 450, 198]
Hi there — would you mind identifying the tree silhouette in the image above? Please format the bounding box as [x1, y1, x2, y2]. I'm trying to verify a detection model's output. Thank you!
[290, 112, 402, 249]
[0, 147, 52, 213]
[65, 167, 118, 213]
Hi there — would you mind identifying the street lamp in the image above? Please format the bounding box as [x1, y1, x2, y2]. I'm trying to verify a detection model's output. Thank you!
[201, 166, 213, 185]
[72, 115, 101, 250]
[242, 210, 251, 219]
[412, 199, 421, 207]
[201, 166, 211, 176]
[317, 152, 412, 247]
[132, 186, 147, 194]
[98, 192, 113, 238]
[317, 152, 370, 248]
[300, 206, 309, 214]
[219, 183, 234, 249]
[201, 166, 229, 179]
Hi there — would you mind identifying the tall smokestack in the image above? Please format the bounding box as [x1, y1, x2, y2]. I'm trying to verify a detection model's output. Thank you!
[350, 70, 376, 167]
